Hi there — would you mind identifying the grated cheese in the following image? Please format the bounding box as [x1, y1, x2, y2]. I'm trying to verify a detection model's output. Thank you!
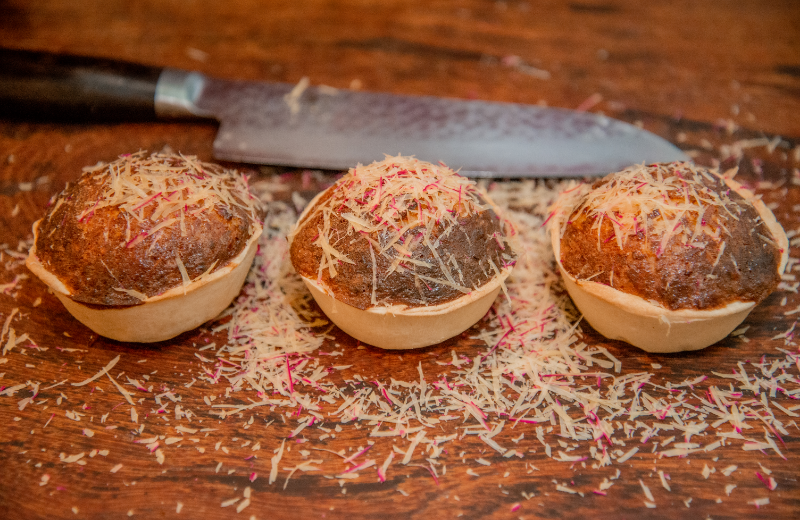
[71, 355, 120, 387]
[270, 439, 286, 485]
[3, 150, 799, 512]
[554, 163, 753, 262]
[77, 151, 261, 233]
[289, 155, 517, 308]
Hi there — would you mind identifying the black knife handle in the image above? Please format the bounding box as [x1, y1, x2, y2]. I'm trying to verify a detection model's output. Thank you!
[0, 48, 163, 121]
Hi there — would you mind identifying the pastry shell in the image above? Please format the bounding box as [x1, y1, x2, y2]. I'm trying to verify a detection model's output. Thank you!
[26, 219, 262, 343]
[291, 189, 513, 350]
[550, 176, 788, 353]
[299, 270, 509, 350]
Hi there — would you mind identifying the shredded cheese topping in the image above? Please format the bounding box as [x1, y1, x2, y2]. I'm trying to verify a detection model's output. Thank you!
[77, 150, 262, 239]
[290, 155, 516, 304]
[3, 144, 798, 508]
[203, 177, 797, 492]
[558, 162, 743, 256]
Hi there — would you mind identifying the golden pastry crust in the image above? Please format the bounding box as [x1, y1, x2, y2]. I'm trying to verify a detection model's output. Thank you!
[558, 162, 782, 311]
[289, 156, 518, 311]
[32, 151, 264, 307]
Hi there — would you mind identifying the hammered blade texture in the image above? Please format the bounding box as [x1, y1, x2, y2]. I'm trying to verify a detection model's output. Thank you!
[198, 78, 686, 177]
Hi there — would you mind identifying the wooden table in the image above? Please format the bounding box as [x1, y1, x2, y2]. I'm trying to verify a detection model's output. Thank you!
[1, 1, 799, 518]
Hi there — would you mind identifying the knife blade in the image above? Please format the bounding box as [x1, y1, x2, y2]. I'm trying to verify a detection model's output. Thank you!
[0, 48, 687, 177]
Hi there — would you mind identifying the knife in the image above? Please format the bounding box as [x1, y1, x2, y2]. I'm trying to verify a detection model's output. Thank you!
[0, 48, 687, 177]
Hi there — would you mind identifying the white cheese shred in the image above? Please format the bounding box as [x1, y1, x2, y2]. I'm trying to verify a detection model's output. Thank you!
[288, 155, 516, 308]
[72, 355, 121, 387]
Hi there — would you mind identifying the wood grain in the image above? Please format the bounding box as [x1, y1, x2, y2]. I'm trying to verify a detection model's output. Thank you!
[1, 1, 799, 519]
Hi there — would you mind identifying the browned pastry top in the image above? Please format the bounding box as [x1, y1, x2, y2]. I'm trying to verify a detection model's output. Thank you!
[289, 156, 517, 310]
[558, 163, 781, 311]
[33, 152, 264, 306]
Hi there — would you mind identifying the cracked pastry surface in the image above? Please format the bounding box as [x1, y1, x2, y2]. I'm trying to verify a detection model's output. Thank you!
[557, 162, 782, 311]
[32, 151, 264, 307]
[289, 156, 518, 311]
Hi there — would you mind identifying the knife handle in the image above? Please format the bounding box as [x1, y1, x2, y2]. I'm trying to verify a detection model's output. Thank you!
[0, 48, 164, 121]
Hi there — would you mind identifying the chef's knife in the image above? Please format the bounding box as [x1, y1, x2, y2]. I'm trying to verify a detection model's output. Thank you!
[0, 48, 687, 177]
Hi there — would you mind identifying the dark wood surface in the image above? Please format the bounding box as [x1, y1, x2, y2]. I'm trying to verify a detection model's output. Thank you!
[1, 1, 799, 519]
